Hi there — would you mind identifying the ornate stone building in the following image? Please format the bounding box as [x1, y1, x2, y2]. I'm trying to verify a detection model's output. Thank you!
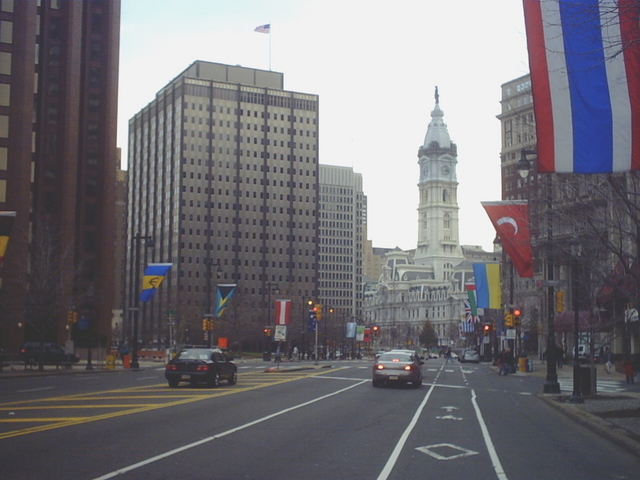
[363, 90, 496, 348]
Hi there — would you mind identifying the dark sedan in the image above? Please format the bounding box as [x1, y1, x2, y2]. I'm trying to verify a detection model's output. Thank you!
[372, 351, 423, 388]
[165, 348, 237, 388]
[19, 342, 80, 368]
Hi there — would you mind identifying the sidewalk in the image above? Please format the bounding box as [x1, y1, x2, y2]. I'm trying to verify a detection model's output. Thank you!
[509, 358, 640, 456]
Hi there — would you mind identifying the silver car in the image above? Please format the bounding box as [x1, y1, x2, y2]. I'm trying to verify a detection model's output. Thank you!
[460, 350, 480, 363]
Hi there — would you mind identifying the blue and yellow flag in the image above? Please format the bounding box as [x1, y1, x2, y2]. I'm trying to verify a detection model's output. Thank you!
[214, 284, 236, 317]
[472, 263, 502, 309]
[139, 263, 172, 302]
[0, 211, 16, 267]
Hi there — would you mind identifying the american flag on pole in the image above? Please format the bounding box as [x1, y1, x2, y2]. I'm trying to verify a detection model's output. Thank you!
[523, 0, 640, 173]
[254, 24, 270, 34]
[274, 299, 291, 325]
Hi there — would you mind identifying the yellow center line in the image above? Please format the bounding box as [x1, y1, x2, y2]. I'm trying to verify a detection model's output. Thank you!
[0, 368, 342, 440]
[1, 417, 91, 423]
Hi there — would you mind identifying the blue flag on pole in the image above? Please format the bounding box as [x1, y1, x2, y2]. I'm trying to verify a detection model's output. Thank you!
[139, 263, 172, 302]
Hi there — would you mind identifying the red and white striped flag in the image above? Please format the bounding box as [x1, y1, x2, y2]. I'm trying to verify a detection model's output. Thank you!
[274, 299, 291, 325]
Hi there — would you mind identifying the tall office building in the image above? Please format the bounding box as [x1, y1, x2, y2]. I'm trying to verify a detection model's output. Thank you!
[127, 61, 319, 348]
[0, 0, 120, 352]
[318, 165, 365, 325]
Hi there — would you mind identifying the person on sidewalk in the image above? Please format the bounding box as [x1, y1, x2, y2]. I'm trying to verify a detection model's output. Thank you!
[623, 359, 635, 384]
[498, 349, 511, 376]
[604, 348, 612, 374]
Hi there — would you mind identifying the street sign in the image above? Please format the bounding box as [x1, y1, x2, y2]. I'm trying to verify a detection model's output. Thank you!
[274, 325, 287, 341]
[506, 329, 516, 339]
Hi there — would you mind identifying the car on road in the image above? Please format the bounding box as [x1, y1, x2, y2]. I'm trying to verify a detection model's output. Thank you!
[165, 347, 237, 388]
[372, 351, 423, 388]
[460, 350, 480, 363]
[18, 342, 80, 367]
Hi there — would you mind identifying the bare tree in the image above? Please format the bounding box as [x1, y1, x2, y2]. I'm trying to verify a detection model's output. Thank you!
[24, 217, 88, 369]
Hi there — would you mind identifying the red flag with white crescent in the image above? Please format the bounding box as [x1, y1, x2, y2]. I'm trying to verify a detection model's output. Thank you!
[482, 201, 533, 278]
[274, 299, 291, 325]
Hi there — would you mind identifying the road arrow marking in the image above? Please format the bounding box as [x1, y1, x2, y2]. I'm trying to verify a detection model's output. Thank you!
[416, 443, 478, 460]
[436, 414, 463, 421]
[441, 406, 459, 412]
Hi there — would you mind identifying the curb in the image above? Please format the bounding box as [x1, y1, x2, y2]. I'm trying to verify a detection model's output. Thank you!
[539, 394, 640, 457]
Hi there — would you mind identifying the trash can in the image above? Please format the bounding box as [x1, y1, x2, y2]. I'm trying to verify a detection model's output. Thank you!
[122, 354, 131, 369]
[105, 354, 116, 370]
[579, 365, 596, 395]
[263, 351, 271, 361]
[519, 358, 527, 372]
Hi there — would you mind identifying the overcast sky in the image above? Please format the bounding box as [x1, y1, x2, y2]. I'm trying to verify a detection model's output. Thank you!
[118, 0, 531, 252]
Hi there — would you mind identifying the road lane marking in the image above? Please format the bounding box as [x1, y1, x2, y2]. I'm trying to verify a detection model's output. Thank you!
[436, 414, 463, 421]
[471, 388, 509, 480]
[416, 443, 478, 460]
[91, 379, 369, 480]
[0, 370, 336, 440]
[17, 387, 55, 393]
[376, 384, 437, 480]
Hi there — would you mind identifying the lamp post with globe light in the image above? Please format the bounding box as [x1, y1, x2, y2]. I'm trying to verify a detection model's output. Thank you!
[518, 149, 560, 393]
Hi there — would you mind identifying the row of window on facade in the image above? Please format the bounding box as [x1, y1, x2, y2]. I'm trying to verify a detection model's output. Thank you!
[182, 87, 318, 114]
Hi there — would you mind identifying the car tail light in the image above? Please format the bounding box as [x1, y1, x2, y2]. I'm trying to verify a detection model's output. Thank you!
[375, 364, 385, 370]
[166, 364, 177, 371]
[196, 365, 210, 371]
[404, 365, 414, 371]
[20, 349, 26, 354]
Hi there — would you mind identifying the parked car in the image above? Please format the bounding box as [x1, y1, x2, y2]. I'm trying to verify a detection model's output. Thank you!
[460, 350, 480, 363]
[165, 348, 237, 388]
[372, 351, 423, 388]
[18, 342, 80, 367]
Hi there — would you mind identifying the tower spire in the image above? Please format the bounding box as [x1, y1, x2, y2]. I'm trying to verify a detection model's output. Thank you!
[435, 85, 439, 105]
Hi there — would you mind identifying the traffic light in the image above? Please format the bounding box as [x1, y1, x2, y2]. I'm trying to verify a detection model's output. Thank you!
[67, 310, 78, 324]
[483, 323, 491, 334]
[314, 304, 323, 320]
[263, 327, 272, 337]
[504, 312, 514, 327]
[513, 308, 522, 326]
[555, 291, 564, 312]
[202, 318, 214, 331]
[372, 325, 380, 336]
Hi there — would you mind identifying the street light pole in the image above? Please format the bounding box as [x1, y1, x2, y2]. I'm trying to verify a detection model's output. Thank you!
[130, 233, 153, 369]
[205, 258, 222, 347]
[543, 173, 561, 393]
[568, 242, 584, 403]
[518, 149, 560, 393]
[265, 282, 278, 355]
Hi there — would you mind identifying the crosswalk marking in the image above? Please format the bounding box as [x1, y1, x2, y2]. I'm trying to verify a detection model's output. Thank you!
[558, 378, 627, 393]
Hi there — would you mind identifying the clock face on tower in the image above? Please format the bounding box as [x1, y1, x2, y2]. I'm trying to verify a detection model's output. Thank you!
[422, 165, 429, 180]
[441, 165, 450, 176]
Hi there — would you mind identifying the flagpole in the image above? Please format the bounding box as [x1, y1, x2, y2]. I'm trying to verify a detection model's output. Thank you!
[268, 22, 272, 71]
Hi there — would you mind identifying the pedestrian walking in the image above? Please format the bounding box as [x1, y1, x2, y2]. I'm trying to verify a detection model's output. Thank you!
[604, 349, 612, 374]
[556, 345, 565, 369]
[444, 347, 453, 363]
[623, 359, 635, 384]
[274, 346, 282, 364]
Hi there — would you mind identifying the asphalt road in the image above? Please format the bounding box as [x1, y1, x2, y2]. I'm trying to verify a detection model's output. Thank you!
[1, 358, 640, 480]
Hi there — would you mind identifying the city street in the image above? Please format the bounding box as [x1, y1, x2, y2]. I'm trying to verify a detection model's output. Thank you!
[1, 357, 640, 480]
